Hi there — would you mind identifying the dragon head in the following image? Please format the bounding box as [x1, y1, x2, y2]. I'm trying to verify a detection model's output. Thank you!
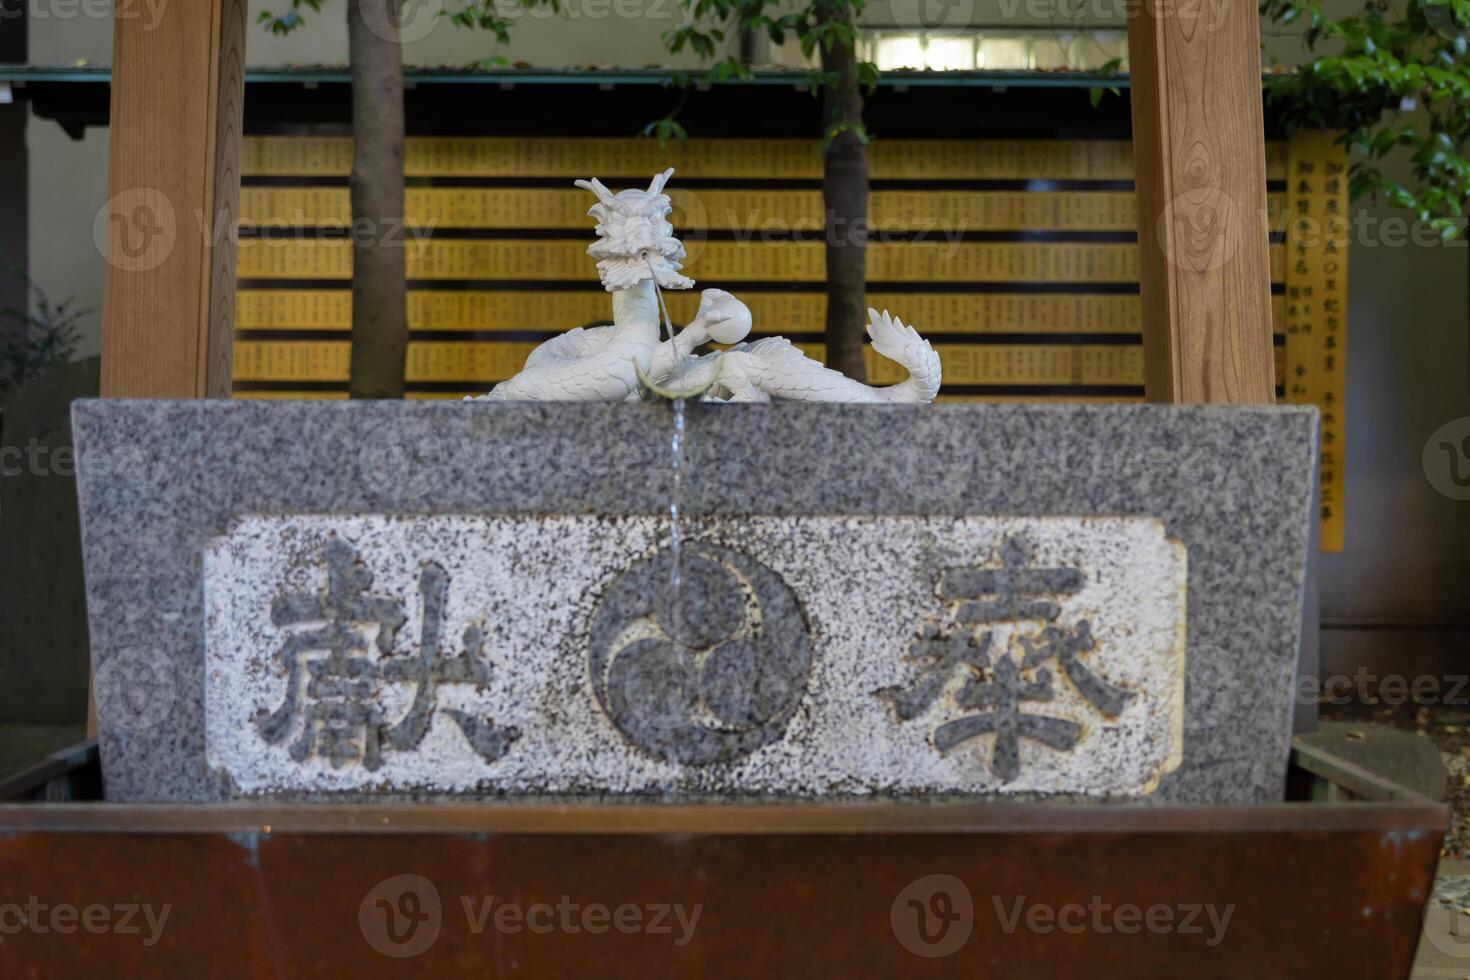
[575, 168, 695, 292]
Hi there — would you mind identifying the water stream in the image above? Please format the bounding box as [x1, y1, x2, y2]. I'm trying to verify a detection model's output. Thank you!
[668, 396, 687, 652]
[647, 254, 677, 345]
[646, 252, 689, 652]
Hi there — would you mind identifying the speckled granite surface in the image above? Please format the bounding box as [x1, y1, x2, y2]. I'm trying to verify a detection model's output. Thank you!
[72, 400, 1317, 804]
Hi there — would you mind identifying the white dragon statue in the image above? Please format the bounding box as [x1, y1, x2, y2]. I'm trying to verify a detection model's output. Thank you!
[470, 168, 941, 403]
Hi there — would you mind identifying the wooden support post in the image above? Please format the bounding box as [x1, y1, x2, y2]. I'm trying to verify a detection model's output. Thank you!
[93, 1, 246, 735]
[1127, 0, 1276, 404]
[100, 0, 246, 400]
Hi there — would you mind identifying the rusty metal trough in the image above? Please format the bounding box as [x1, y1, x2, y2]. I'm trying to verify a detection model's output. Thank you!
[0, 740, 1448, 978]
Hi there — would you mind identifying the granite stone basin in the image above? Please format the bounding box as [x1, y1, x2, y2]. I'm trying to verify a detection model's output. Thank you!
[72, 400, 1317, 804]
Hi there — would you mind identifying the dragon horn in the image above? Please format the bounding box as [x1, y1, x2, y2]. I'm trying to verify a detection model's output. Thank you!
[573, 178, 616, 206]
[647, 168, 675, 196]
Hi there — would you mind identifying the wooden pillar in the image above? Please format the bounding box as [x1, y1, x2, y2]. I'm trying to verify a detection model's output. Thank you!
[100, 0, 246, 399]
[1127, 0, 1276, 404]
[93, 1, 246, 735]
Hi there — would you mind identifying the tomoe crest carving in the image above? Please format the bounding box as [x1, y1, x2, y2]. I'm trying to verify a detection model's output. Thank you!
[587, 543, 814, 765]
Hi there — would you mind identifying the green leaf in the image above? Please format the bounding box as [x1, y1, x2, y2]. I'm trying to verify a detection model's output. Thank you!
[640, 116, 689, 146]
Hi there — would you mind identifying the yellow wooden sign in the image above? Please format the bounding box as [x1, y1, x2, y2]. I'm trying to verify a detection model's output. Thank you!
[1282, 130, 1349, 552]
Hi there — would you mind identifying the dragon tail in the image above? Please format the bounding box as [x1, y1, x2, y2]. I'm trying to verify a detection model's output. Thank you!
[866, 308, 942, 403]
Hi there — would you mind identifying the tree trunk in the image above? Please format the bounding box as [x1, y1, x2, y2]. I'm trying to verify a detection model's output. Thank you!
[346, 0, 408, 399]
[818, 7, 868, 382]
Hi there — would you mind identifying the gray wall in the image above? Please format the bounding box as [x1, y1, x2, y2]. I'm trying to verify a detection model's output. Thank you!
[1, 0, 26, 321]
[23, 114, 105, 361]
[0, 106, 25, 311]
[1320, 162, 1470, 680]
